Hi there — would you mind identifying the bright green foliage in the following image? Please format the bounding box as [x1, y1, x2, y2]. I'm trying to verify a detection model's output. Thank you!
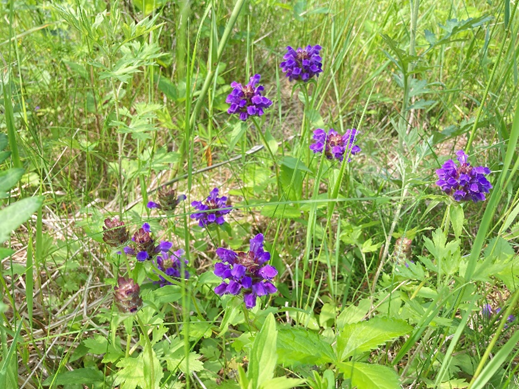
[337, 317, 413, 361]
[338, 362, 401, 389]
[114, 343, 163, 389]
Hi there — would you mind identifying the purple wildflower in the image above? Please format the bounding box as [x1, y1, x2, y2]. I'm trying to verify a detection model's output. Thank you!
[191, 188, 232, 228]
[436, 150, 492, 203]
[280, 45, 323, 82]
[482, 304, 493, 318]
[214, 234, 277, 309]
[147, 188, 186, 211]
[155, 249, 189, 287]
[123, 223, 173, 261]
[226, 74, 273, 121]
[309, 128, 361, 162]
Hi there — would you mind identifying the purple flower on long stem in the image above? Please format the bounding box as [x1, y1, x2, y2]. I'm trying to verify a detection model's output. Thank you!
[123, 223, 172, 261]
[280, 45, 323, 82]
[155, 249, 189, 287]
[191, 188, 232, 228]
[214, 234, 277, 309]
[436, 150, 492, 203]
[147, 188, 186, 211]
[226, 74, 272, 121]
[309, 128, 361, 162]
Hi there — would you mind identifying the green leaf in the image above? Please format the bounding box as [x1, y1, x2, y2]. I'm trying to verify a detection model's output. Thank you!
[0, 151, 11, 164]
[84, 335, 109, 354]
[249, 313, 277, 388]
[114, 343, 163, 389]
[449, 203, 464, 239]
[337, 317, 412, 361]
[164, 339, 204, 373]
[0, 134, 7, 151]
[259, 377, 306, 389]
[158, 76, 180, 101]
[0, 196, 43, 245]
[336, 299, 372, 329]
[43, 368, 104, 386]
[338, 362, 400, 389]
[277, 328, 335, 366]
[133, 0, 169, 15]
[0, 168, 24, 193]
[280, 156, 312, 173]
[228, 121, 247, 150]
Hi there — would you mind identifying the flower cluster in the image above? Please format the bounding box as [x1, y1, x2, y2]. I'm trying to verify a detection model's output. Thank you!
[436, 150, 492, 203]
[155, 249, 189, 287]
[147, 188, 186, 211]
[123, 223, 172, 261]
[226, 74, 273, 121]
[280, 45, 323, 82]
[114, 277, 142, 314]
[482, 305, 516, 326]
[310, 128, 361, 162]
[102, 218, 129, 247]
[191, 188, 232, 228]
[214, 234, 277, 308]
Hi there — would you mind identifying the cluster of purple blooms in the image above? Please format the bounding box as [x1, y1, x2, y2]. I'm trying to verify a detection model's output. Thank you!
[436, 150, 492, 203]
[155, 249, 189, 287]
[214, 234, 277, 308]
[123, 223, 173, 262]
[310, 128, 361, 162]
[226, 74, 273, 121]
[191, 188, 233, 228]
[107, 43, 497, 315]
[280, 44, 323, 82]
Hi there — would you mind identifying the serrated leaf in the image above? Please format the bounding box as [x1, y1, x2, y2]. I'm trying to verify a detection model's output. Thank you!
[43, 367, 104, 386]
[114, 343, 163, 389]
[84, 335, 108, 354]
[337, 317, 412, 361]
[0, 196, 43, 245]
[277, 328, 335, 366]
[249, 313, 277, 388]
[338, 362, 400, 389]
[164, 340, 204, 373]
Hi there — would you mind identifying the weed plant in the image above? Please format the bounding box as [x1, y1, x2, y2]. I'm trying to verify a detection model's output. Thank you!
[1, 0, 519, 388]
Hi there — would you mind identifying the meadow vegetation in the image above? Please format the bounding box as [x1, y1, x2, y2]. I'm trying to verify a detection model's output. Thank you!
[1, 0, 519, 388]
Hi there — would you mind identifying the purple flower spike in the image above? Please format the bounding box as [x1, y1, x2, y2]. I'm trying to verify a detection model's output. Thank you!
[436, 150, 492, 203]
[122, 223, 172, 261]
[214, 234, 277, 309]
[310, 128, 361, 162]
[280, 45, 323, 82]
[226, 74, 273, 122]
[191, 188, 232, 228]
[155, 249, 189, 287]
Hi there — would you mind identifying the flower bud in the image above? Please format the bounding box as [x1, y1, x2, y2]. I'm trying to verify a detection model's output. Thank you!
[114, 277, 142, 314]
[102, 218, 129, 247]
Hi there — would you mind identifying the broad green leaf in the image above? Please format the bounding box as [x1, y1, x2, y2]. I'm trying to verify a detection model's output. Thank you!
[249, 313, 277, 388]
[280, 156, 312, 173]
[277, 328, 335, 366]
[259, 377, 306, 389]
[449, 203, 464, 239]
[158, 76, 180, 101]
[164, 339, 204, 373]
[337, 317, 412, 361]
[133, 0, 169, 15]
[0, 151, 11, 164]
[43, 368, 104, 386]
[0, 168, 24, 193]
[114, 343, 163, 389]
[0, 196, 43, 244]
[83, 335, 108, 354]
[229, 121, 247, 150]
[338, 362, 400, 389]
